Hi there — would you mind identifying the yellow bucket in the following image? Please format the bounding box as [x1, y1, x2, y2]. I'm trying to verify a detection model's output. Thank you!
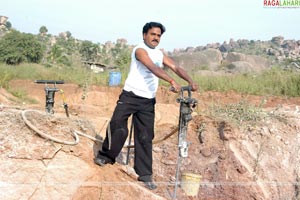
[181, 172, 201, 196]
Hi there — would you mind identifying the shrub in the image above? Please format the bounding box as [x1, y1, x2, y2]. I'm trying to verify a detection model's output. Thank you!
[0, 30, 44, 65]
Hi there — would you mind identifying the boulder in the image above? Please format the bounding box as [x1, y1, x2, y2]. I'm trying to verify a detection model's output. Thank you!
[271, 36, 284, 46]
[171, 48, 223, 71]
[224, 52, 270, 72]
[226, 61, 254, 73]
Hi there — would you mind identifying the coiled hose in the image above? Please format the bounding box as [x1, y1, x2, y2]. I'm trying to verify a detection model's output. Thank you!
[21, 109, 101, 145]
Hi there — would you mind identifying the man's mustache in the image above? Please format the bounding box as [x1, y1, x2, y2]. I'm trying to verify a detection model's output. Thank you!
[152, 40, 159, 43]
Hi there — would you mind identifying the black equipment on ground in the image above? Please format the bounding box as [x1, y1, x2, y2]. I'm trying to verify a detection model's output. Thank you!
[35, 80, 65, 84]
[173, 86, 197, 199]
[126, 121, 134, 165]
[35, 80, 69, 117]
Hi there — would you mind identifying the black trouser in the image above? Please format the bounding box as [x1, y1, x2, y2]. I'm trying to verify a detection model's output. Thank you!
[98, 90, 156, 177]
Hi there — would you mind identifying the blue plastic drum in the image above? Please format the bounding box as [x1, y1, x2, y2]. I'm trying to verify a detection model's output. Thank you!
[108, 71, 121, 86]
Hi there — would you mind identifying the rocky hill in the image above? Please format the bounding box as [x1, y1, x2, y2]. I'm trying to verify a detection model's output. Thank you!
[169, 36, 300, 74]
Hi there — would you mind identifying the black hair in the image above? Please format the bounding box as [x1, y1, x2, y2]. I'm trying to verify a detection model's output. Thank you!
[142, 22, 166, 35]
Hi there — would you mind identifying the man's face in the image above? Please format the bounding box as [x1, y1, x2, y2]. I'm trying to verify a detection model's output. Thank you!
[143, 27, 162, 48]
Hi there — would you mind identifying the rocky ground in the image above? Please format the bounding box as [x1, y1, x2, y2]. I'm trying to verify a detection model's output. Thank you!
[1, 80, 300, 200]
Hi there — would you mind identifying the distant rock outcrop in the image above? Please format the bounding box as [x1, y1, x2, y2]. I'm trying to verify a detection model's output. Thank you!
[224, 52, 270, 73]
[0, 15, 8, 35]
[170, 36, 299, 74]
[171, 48, 223, 71]
[0, 15, 8, 27]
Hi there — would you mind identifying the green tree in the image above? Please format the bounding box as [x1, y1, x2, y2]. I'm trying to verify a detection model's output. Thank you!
[56, 36, 77, 55]
[49, 44, 63, 62]
[5, 21, 12, 30]
[114, 48, 131, 69]
[111, 42, 131, 69]
[66, 31, 72, 38]
[79, 40, 99, 61]
[46, 44, 70, 66]
[0, 30, 45, 65]
[39, 26, 48, 35]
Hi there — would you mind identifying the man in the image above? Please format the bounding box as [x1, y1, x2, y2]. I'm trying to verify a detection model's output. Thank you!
[94, 22, 198, 190]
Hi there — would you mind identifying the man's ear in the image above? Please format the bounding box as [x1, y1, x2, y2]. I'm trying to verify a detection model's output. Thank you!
[143, 33, 146, 40]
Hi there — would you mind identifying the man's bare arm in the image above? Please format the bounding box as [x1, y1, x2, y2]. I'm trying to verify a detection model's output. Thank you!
[163, 54, 198, 91]
[135, 48, 181, 91]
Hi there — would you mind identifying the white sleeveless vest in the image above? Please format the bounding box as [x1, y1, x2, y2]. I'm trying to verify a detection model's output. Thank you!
[123, 43, 164, 98]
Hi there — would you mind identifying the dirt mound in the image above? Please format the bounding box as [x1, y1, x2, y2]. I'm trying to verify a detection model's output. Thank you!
[1, 80, 300, 199]
[0, 87, 18, 105]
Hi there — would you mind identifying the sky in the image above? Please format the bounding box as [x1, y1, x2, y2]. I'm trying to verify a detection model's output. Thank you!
[1, 0, 300, 51]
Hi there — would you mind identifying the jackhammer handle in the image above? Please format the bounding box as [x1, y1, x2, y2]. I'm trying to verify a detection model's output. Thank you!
[35, 80, 65, 84]
[180, 86, 192, 98]
[181, 86, 192, 91]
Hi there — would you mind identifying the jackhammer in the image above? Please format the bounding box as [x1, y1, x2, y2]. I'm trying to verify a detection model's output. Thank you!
[35, 80, 69, 117]
[173, 86, 197, 199]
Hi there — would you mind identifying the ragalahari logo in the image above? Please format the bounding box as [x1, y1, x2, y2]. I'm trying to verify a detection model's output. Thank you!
[264, 0, 300, 8]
